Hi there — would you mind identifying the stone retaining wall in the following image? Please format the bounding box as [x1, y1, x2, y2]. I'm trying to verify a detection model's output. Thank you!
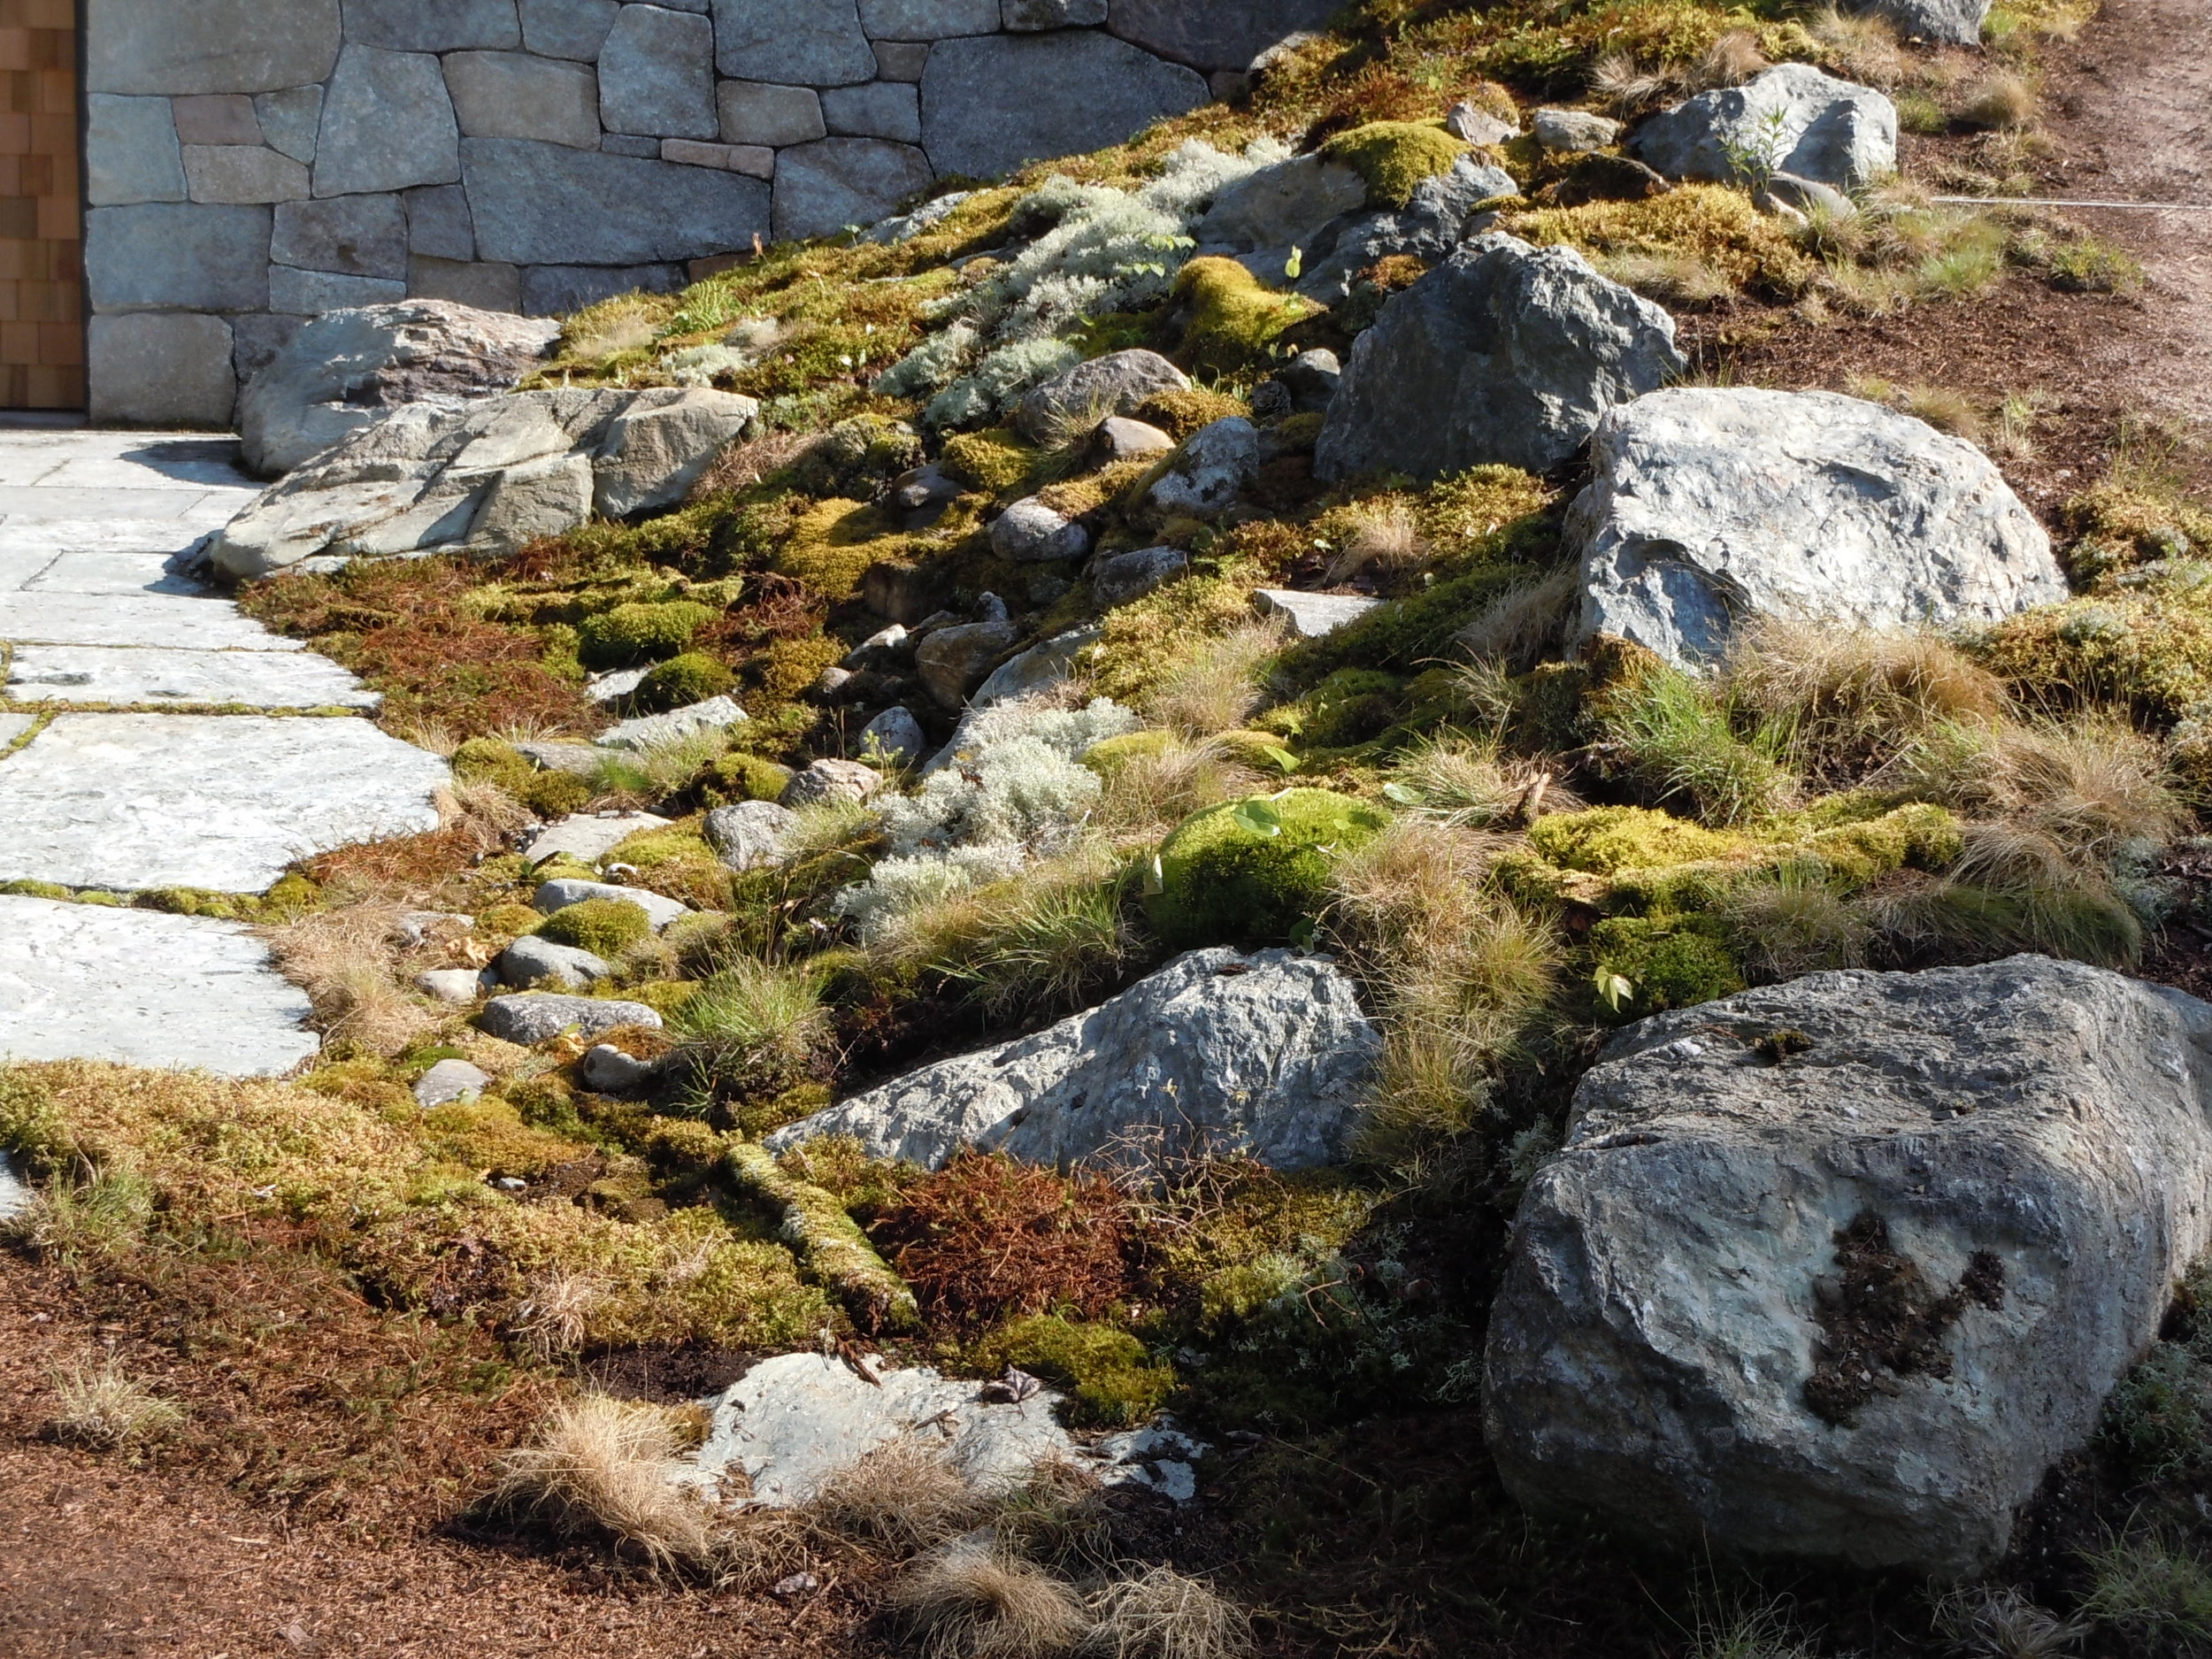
[83, 0, 1334, 428]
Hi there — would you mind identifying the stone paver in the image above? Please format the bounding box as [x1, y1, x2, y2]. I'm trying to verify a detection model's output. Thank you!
[0, 429, 453, 1075]
[0, 893, 319, 1075]
[0, 713, 447, 891]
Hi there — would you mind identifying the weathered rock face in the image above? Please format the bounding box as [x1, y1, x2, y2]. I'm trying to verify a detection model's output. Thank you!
[765, 948, 1380, 1171]
[480, 992, 664, 1045]
[919, 31, 1209, 180]
[1484, 956, 2212, 1578]
[1316, 234, 1683, 481]
[1629, 64, 1897, 193]
[706, 799, 801, 870]
[1014, 349, 1189, 445]
[1566, 388, 2067, 667]
[238, 300, 560, 476]
[1148, 417, 1262, 518]
[1844, 0, 1990, 45]
[1108, 0, 1342, 72]
[208, 386, 757, 579]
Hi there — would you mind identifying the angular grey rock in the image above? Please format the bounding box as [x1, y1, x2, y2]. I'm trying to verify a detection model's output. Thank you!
[444, 50, 603, 150]
[1275, 347, 1340, 412]
[464, 137, 770, 264]
[233, 313, 307, 385]
[480, 993, 664, 1045]
[419, 967, 496, 1004]
[1566, 388, 2068, 668]
[580, 1044, 659, 1092]
[500, 934, 615, 989]
[85, 204, 272, 313]
[822, 81, 922, 143]
[415, 1058, 493, 1107]
[600, 5, 718, 139]
[170, 95, 265, 146]
[1447, 98, 1519, 146]
[713, 0, 877, 86]
[1315, 233, 1683, 482]
[87, 0, 342, 97]
[1014, 349, 1189, 445]
[1092, 416, 1175, 464]
[1002, 0, 1106, 26]
[237, 300, 559, 477]
[524, 811, 672, 865]
[272, 194, 409, 280]
[1629, 64, 1897, 193]
[772, 137, 934, 242]
[1149, 417, 1260, 519]
[920, 31, 1208, 180]
[522, 0, 621, 57]
[1532, 107, 1620, 152]
[1252, 588, 1380, 640]
[1290, 153, 1521, 303]
[915, 607, 1018, 710]
[968, 623, 1097, 710]
[1093, 545, 1187, 608]
[534, 878, 692, 931]
[705, 799, 801, 870]
[718, 81, 827, 147]
[1198, 151, 1369, 263]
[858, 705, 928, 767]
[767, 948, 1379, 1170]
[782, 757, 884, 808]
[696, 1352, 1092, 1507]
[87, 95, 185, 207]
[346, 0, 523, 50]
[859, 0, 999, 36]
[1844, 0, 1990, 45]
[595, 695, 749, 749]
[1107, 0, 1342, 73]
[314, 48, 462, 197]
[586, 666, 653, 705]
[87, 314, 238, 428]
[844, 624, 914, 670]
[256, 87, 326, 164]
[595, 388, 757, 516]
[270, 268, 410, 316]
[1485, 956, 2212, 1578]
[990, 496, 1090, 563]
[406, 184, 477, 260]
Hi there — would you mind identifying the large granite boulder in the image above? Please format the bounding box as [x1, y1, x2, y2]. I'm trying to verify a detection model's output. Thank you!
[1844, 0, 1989, 45]
[238, 300, 560, 477]
[764, 947, 1379, 1170]
[1629, 64, 1897, 194]
[208, 386, 757, 579]
[1484, 956, 2212, 1578]
[1315, 234, 1683, 481]
[1567, 388, 2066, 667]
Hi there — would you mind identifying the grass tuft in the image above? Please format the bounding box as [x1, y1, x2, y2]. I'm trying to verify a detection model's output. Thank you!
[890, 1541, 1091, 1659]
[50, 1356, 182, 1450]
[494, 1394, 722, 1577]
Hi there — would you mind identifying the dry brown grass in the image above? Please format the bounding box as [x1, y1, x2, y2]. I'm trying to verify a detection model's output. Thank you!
[890, 1542, 1090, 1659]
[1901, 382, 1985, 442]
[1454, 566, 1578, 672]
[264, 902, 438, 1058]
[495, 1394, 724, 1576]
[808, 1440, 986, 1553]
[1807, 5, 1906, 88]
[1082, 1567, 1256, 1659]
[49, 1356, 183, 1450]
[1324, 498, 1428, 585]
[1723, 619, 2008, 779]
[1698, 29, 1769, 88]
[1962, 71, 2039, 131]
[688, 428, 815, 500]
[1888, 717, 2183, 862]
[1141, 618, 1285, 739]
[512, 1269, 603, 1362]
[1094, 735, 1263, 838]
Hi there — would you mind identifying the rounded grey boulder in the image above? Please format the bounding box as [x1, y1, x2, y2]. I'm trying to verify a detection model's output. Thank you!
[479, 993, 664, 1046]
[1628, 63, 1897, 193]
[1484, 956, 2212, 1578]
[1566, 388, 2066, 667]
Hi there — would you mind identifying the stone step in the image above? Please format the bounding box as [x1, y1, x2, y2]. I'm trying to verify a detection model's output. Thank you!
[4, 643, 379, 710]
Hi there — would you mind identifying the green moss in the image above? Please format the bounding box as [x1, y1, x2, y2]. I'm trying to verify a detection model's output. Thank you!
[982, 1313, 1176, 1428]
[1975, 574, 2212, 726]
[1589, 913, 1745, 1017]
[1320, 121, 1468, 210]
[709, 749, 798, 803]
[452, 736, 533, 793]
[727, 1141, 918, 1333]
[522, 770, 593, 817]
[769, 497, 900, 603]
[789, 413, 924, 500]
[635, 651, 736, 713]
[939, 426, 1038, 494]
[1529, 805, 1747, 874]
[1264, 668, 1407, 749]
[577, 600, 717, 668]
[535, 897, 654, 956]
[1170, 257, 1317, 378]
[1278, 565, 1530, 685]
[1133, 387, 1250, 441]
[1081, 729, 1179, 778]
[1502, 184, 1818, 300]
[1147, 788, 1391, 949]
